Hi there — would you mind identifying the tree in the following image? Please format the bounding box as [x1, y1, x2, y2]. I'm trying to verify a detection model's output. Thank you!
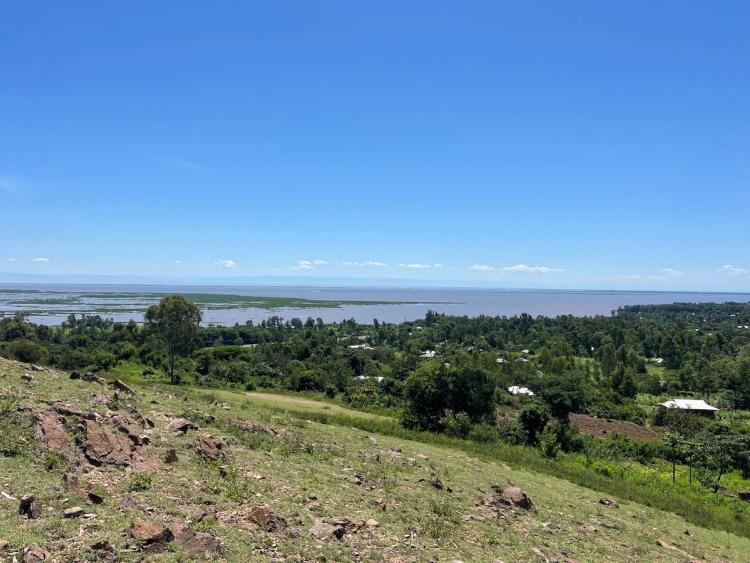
[663, 432, 681, 484]
[518, 402, 549, 446]
[144, 295, 202, 384]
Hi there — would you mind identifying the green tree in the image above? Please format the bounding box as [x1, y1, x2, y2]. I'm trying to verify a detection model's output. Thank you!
[144, 295, 202, 384]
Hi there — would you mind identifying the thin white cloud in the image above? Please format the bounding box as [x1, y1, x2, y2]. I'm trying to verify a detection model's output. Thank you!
[469, 264, 495, 272]
[295, 259, 328, 270]
[660, 267, 683, 278]
[503, 264, 563, 274]
[32, 257, 50, 263]
[175, 260, 183, 265]
[343, 260, 388, 268]
[215, 259, 236, 269]
[433, 264, 443, 268]
[5, 258, 16, 262]
[719, 264, 749, 277]
[397, 263, 432, 269]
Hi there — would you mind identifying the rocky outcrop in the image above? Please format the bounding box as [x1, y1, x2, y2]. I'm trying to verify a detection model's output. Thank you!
[195, 434, 225, 461]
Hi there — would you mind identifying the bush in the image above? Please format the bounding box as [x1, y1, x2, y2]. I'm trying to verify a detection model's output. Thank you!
[518, 402, 549, 445]
[442, 412, 473, 439]
[7, 339, 44, 363]
[538, 426, 559, 459]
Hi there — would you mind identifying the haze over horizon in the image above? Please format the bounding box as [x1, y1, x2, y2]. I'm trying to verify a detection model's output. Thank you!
[2, 2, 748, 292]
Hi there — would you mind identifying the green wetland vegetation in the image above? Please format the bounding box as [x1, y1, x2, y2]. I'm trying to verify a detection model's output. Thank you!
[0, 288, 416, 317]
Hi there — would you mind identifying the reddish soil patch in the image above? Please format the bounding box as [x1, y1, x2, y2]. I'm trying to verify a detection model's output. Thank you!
[570, 413, 661, 441]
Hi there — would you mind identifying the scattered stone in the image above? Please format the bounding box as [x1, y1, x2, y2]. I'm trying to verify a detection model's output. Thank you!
[195, 434, 225, 461]
[19, 494, 42, 519]
[22, 544, 50, 562]
[32, 411, 71, 452]
[498, 486, 537, 512]
[655, 539, 692, 558]
[167, 418, 197, 436]
[52, 402, 96, 420]
[91, 539, 114, 552]
[30, 364, 45, 372]
[63, 506, 84, 519]
[366, 518, 379, 527]
[248, 506, 288, 532]
[354, 473, 366, 486]
[82, 419, 133, 466]
[135, 413, 155, 429]
[164, 448, 179, 464]
[112, 379, 135, 394]
[423, 475, 444, 490]
[63, 472, 85, 495]
[130, 519, 174, 546]
[20, 372, 33, 382]
[130, 450, 161, 472]
[598, 498, 619, 508]
[0, 539, 8, 550]
[70, 371, 81, 380]
[81, 372, 107, 385]
[173, 522, 221, 556]
[310, 518, 345, 540]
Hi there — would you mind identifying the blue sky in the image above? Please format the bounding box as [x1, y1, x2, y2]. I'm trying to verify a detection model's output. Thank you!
[1, 1, 748, 290]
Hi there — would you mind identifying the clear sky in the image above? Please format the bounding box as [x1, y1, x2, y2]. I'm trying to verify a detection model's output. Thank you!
[1, 1, 748, 290]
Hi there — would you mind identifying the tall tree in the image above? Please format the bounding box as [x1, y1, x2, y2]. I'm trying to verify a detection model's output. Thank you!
[144, 295, 202, 384]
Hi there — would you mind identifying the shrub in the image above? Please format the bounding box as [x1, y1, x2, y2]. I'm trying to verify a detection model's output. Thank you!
[7, 339, 44, 363]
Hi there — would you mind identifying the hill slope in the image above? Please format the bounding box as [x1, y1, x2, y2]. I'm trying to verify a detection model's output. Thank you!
[1, 357, 748, 562]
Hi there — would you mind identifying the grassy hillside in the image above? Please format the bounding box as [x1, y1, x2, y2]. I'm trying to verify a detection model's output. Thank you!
[1, 358, 749, 561]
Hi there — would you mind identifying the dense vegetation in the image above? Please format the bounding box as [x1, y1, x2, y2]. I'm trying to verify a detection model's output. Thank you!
[3, 297, 750, 529]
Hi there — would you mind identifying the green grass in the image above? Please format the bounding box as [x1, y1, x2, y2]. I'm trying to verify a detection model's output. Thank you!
[3, 357, 750, 561]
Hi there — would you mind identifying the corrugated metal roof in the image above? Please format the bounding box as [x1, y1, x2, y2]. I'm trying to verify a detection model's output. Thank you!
[658, 399, 718, 411]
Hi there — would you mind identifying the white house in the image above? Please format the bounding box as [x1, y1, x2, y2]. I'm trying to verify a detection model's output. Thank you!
[420, 350, 436, 358]
[658, 399, 718, 413]
[508, 385, 535, 396]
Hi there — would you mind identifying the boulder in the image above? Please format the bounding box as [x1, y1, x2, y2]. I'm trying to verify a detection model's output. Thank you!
[310, 518, 346, 540]
[499, 486, 537, 512]
[173, 522, 221, 556]
[167, 418, 197, 436]
[130, 450, 161, 472]
[248, 506, 287, 532]
[130, 519, 174, 545]
[20, 372, 33, 382]
[82, 419, 134, 466]
[33, 410, 71, 453]
[81, 372, 107, 385]
[63, 506, 84, 519]
[424, 475, 443, 490]
[164, 448, 179, 464]
[112, 379, 135, 394]
[195, 434, 225, 461]
[22, 545, 50, 562]
[598, 498, 619, 508]
[19, 494, 42, 519]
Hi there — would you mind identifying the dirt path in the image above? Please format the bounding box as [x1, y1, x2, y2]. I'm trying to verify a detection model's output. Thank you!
[244, 392, 391, 421]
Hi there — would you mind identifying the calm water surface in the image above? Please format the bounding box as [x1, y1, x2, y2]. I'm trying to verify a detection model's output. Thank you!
[1, 284, 749, 325]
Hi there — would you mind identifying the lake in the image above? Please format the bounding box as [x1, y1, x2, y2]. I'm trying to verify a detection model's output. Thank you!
[1, 283, 749, 325]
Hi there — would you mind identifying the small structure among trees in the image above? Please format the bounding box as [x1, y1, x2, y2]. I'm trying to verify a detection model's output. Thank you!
[658, 399, 718, 417]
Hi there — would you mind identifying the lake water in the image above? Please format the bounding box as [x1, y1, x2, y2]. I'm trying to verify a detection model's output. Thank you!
[1, 283, 749, 325]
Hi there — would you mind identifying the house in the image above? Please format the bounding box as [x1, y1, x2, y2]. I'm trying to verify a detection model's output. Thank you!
[508, 385, 535, 396]
[355, 375, 384, 383]
[658, 399, 718, 416]
[651, 357, 665, 364]
[420, 350, 436, 358]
